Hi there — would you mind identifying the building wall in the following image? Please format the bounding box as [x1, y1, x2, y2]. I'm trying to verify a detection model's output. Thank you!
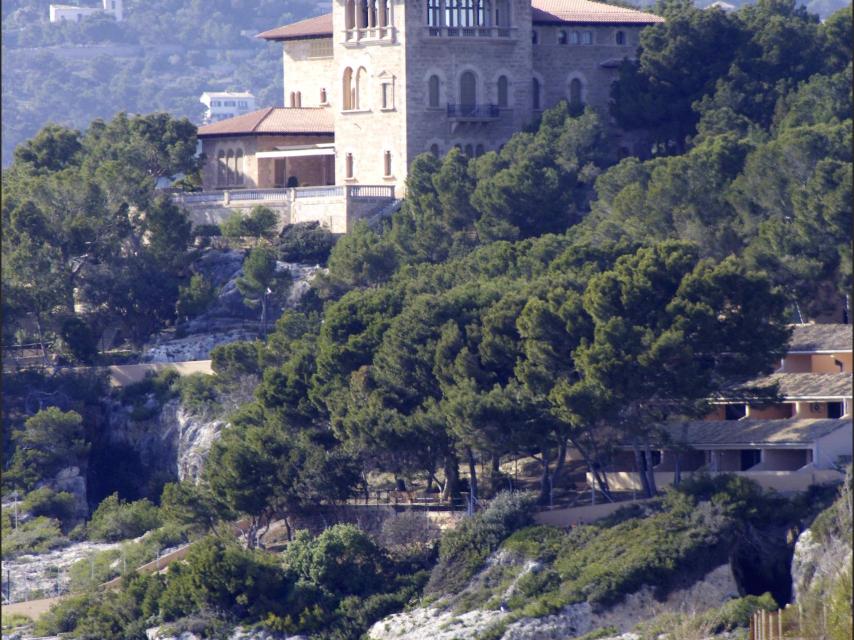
[282, 39, 337, 108]
[814, 422, 853, 469]
[49, 5, 101, 22]
[404, 0, 534, 171]
[200, 134, 333, 189]
[781, 352, 852, 373]
[746, 403, 794, 419]
[531, 24, 642, 116]
[794, 401, 831, 420]
[332, 0, 409, 195]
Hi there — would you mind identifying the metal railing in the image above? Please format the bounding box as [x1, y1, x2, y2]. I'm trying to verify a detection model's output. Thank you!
[425, 26, 516, 38]
[447, 103, 500, 119]
[347, 185, 395, 199]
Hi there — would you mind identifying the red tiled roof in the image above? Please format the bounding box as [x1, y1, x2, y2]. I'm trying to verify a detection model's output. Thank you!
[257, 2, 661, 41]
[532, 0, 664, 24]
[197, 108, 334, 137]
[257, 13, 333, 41]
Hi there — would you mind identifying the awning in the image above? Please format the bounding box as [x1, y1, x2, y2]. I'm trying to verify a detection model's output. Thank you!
[256, 143, 335, 159]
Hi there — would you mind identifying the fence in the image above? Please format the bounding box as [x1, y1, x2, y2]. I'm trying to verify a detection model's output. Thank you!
[749, 606, 822, 640]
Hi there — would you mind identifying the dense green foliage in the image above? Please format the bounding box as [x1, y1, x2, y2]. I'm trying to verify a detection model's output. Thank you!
[86, 493, 163, 542]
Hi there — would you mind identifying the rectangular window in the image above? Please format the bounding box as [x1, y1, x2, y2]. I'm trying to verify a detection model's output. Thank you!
[384, 150, 392, 177]
[428, 0, 442, 27]
[381, 82, 394, 109]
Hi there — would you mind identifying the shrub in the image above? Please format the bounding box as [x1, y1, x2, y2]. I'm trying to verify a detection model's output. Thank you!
[191, 224, 222, 238]
[87, 493, 162, 542]
[278, 221, 338, 264]
[176, 274, 217, 321]
[1, 516, 68, 558]
[59, 316, 98, 364]
[175, 373, 220, 415]
[8, 408, 89, 489]
[221, 206, 279, 239]
[426, 491, 536, 595]
[21, 487, 77, 524]
[210, 340, 262, 380]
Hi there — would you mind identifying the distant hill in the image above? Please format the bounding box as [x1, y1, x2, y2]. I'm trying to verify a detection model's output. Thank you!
[1, 0, 330, 164]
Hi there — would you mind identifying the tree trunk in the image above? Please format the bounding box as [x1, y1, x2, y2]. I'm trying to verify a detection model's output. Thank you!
[568, 435, 615, 502]
[442, 454, 459, 503]
[643, 444, 658, 496]
[491, 454, 501, 475]
[633, 444, 653, 498]
[539, 448, 551, 505]
[35, 315, 49, 368]
[467, 448, 479, 511]
[260, 294, 268, 338]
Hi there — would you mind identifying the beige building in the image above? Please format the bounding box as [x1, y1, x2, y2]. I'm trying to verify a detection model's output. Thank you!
[598, 324, 853, 493]
[196, 0, 663, 200]
[49, 0, 123, 22]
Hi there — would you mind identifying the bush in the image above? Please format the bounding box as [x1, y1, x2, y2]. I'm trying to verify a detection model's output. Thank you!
[278, 221, 338, 264]
[21, 487, 78, 524]
[175, 373, 220, 415]
[191, 224, 222, 238]
[426, 491, 536, 595]
[87, 493, 162, 542]
[1, 516, 68, 558]
[221, 206, 279, 239]
[210, 340, 262, 381]
[176, 274, 216, 321]
[59, 316, 98, 364]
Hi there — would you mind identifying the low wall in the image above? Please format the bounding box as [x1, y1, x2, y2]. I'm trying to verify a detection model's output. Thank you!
[534, 500, 646, 528]
[591, 469, 845, 493]
[107, 360, 213, 387]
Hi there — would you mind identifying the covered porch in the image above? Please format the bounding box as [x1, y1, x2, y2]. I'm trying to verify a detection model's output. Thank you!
[255, 143, 336, 188]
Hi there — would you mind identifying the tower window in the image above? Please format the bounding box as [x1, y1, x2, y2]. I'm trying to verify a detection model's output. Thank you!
[532, 77, 541, 110]
[346, 153, 355, 179]
[569, 78, 583, 107]
[497, 75, 509, 108]
[320, 87, 328, 104]
[428, 75, 440, 108]
[382, 82, 393, 109]
[383, 150, 392, 176]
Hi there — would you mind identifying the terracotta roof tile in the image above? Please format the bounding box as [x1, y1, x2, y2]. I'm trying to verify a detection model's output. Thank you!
[787, 324, 853, 353]
[197, 107, 334, 137]
[257, 13, 333, 41]
[532, 0, 664, 24]
[723, 372, 853, 401]
[662, 418, 851, 447]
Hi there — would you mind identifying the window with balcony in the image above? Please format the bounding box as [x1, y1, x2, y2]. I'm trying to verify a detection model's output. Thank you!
[460, 71, 477, 110]
[428, 0, 441, 26]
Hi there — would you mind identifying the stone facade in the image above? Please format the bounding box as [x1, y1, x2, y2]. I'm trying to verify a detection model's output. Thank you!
[200, 134, 334, 189]
[266, 1, 657, 195]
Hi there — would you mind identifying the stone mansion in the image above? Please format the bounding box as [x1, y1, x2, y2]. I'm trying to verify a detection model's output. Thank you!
[190, 0, 662, 229]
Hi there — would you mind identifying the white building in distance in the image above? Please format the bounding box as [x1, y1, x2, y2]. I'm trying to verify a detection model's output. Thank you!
[199, 92, 258, 124]
[49, 0, 123, 23]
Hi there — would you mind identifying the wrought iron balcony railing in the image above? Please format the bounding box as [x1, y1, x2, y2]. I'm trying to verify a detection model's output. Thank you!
[447, 103, 500, 119]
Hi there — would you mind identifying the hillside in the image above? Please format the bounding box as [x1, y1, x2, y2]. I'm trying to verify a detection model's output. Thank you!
[0, 0, 330, 164]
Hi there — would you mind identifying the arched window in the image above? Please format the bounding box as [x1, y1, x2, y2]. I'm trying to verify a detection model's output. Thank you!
[464, 144, 474, 157]
[475, 144, 485, 157]
[532, 77, 541, 110]
[581, 30, 592, 44]
[428, 75, 440, 108]
[235, 150, 244, 185]
[570, 30, 579, 44]
[531, 30, 538, 44]
[343, 67, 354, 110]
[379, 0, 391, 27]
[320, 87, 328, 104]
[616, 30, 626, 45]
[345, 0, 356, 30]
[226, 149, 235, 185]
[497, 75, 509, 108]
[217, 150, 226, 186]
[430, 143, 440, 157]
[356, 66, 368, 110]
[345, 153, 354, 179]
[558, 30, 568, 44]
[569, 78, 583, 106]
[460, 70, 477, 112]
[368, 0, 377, 27]
[383, 150, 392, 176]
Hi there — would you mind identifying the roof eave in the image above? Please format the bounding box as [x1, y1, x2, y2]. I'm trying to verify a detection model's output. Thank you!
[198, 131, 335, 139]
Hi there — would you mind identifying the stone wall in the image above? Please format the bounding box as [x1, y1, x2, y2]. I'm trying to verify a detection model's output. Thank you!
[200, 134, 334, 190]
[282, 38, 337, 108]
